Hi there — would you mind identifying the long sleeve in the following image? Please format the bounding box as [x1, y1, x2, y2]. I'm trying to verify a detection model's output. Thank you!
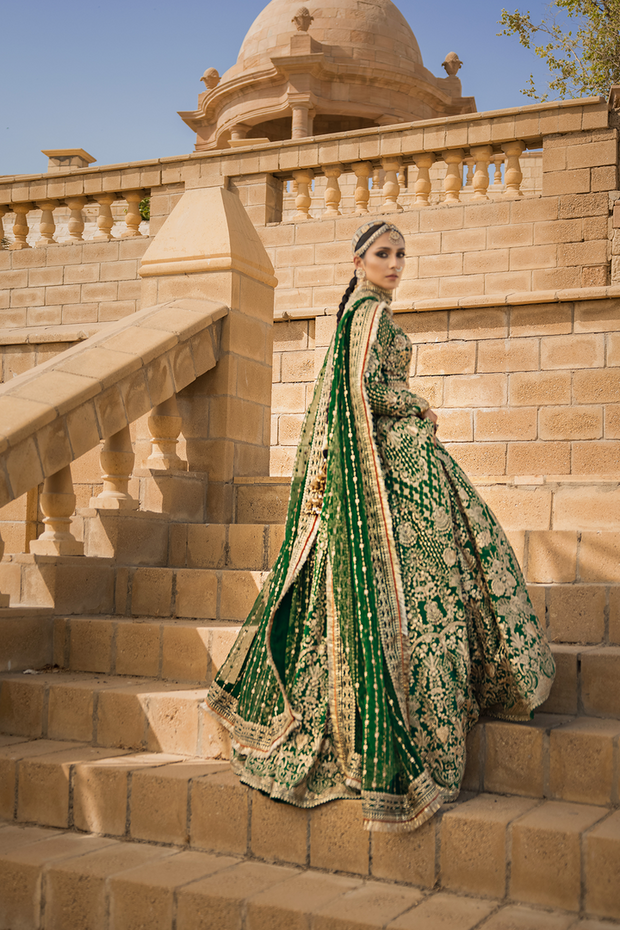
[364, 310, 429, 418]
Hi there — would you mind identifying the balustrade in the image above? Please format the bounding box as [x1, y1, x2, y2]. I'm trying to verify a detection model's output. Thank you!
[0, 190, 150, 249]
[0, 123, 534, 242]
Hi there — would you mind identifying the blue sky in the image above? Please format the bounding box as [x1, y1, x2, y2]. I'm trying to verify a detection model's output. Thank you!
[2, 0, 560, 177]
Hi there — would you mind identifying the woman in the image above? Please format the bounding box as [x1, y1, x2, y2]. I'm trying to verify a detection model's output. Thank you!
[206, 221, 555, 832]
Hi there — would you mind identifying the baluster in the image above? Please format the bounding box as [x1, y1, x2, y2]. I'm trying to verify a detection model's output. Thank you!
[30, 465, 84, 556]
[470, 145, 493, 201]
[292, 169, 313, 220]
[353, 162, 372, 215]
[464, 157, 475, 188]
[36, 200, 59, 246]
[399, 166, 407, 191]
[10, 203, 32, 250]
[0, 206, 8, 247]
[93, 193, 117, 241]
[65, 197, 87, 243]
[372, 167, 381, 191]
[91, 426, 139, 510]
[442, 149, 465, 204]
[491, 153, 505, 191]
[122, 191, 145, 238]
[323, 165, 342, 217]
[0, 532, 9, 605]
[147, 396, 187, 471]
[502, 140, 526, 198]
[413, 153, 435, 206]
[381, 158, 403, 213]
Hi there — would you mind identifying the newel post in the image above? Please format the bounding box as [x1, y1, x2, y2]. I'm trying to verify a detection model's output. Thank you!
[138, 185, 276, 522]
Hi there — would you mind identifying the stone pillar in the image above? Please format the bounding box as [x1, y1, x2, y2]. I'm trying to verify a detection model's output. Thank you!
[139, 186, 276, 523]
[291, 103, 311, 139]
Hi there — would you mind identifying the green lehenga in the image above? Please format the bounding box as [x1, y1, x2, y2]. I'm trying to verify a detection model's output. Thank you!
[206, 284, 555, 832]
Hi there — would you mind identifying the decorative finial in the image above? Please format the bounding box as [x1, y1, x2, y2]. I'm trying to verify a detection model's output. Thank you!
[442, 52, 462, 77]
[292, 6, 314, 31]
[200, 68, 220, 90]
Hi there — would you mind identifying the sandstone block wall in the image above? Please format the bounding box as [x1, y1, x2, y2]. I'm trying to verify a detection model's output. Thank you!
[0, 238, 149, 330]
[269, 298, 620, 477]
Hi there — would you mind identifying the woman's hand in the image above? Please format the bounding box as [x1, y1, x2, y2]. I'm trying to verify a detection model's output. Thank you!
[421, 408, 438, 445]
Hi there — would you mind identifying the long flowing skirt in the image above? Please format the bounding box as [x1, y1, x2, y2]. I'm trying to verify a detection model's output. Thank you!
[210, 410, 555, 823]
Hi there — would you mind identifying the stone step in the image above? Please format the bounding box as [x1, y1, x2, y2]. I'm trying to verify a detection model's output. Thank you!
[0, 608, 54, 673]
[4, 827, 617, 930]
[1, 667, 619, 804]
[0, 738, 619, 922]
[0, 672, 228, 760]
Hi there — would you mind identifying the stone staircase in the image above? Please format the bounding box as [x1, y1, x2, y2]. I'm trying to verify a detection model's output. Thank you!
[1, 486, 620, 928]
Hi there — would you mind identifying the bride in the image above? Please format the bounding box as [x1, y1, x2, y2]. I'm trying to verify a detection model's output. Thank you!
[205, 220, 555, 832]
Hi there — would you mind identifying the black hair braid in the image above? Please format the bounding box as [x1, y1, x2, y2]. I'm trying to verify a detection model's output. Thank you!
[337, 274, 358, 322]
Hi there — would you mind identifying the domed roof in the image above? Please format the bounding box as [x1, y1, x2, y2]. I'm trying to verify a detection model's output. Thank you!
[228, 0, 424, 78]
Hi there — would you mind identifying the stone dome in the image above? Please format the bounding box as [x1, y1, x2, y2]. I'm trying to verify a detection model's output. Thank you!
[230, 0, 424, 78]
[179, 0, 475, 150]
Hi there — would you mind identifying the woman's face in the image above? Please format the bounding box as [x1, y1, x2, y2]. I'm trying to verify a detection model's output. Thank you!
[354, 231, 406, 291]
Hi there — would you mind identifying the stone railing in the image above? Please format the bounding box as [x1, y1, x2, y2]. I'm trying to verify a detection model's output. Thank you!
[0, 95, 609, 242]
[0, 296, 227, 604]
[0, 184, 277, 606]
[0, 190, 149, 249]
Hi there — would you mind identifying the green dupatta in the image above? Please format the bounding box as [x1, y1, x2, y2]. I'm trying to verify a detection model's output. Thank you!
[206, 288, 444, 829]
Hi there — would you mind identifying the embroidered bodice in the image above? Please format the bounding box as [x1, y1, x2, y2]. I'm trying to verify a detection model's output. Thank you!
[359, 291, 429, 419]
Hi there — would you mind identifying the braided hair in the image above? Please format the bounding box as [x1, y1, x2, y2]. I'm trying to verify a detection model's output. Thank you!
[337, 274, 358, 322]
[336, 222, 394, 322]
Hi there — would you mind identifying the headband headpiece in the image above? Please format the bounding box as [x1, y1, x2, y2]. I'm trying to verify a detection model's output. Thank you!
[351, 221, 404, 257]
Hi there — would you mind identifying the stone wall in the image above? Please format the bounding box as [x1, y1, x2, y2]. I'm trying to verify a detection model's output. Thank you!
[0, 238, 149, 331]
[269, 297, 620, 478]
